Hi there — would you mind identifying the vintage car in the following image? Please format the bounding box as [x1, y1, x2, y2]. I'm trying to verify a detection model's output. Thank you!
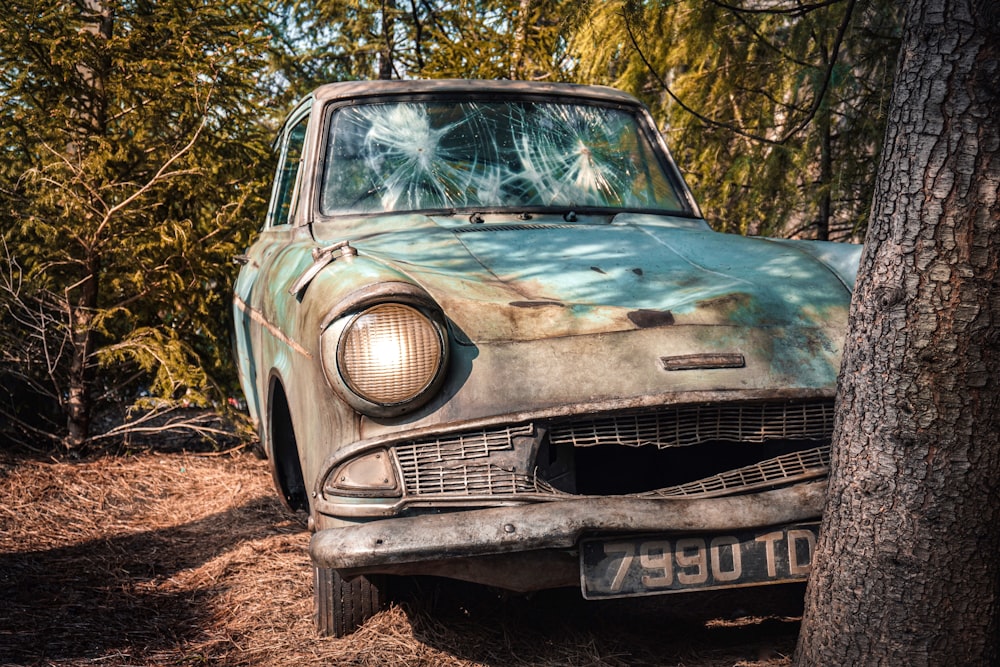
[232, 79, 861, 636]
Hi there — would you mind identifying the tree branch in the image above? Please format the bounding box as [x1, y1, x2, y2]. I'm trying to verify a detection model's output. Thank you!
[624, 0, 857, 145]
[705, 0, 844, 16]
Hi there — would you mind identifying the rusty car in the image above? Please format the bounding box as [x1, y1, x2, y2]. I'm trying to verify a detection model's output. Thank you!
[232, 79, 861, 636]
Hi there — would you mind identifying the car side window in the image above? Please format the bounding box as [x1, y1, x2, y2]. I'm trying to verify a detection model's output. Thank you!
[268, 117, 309, 227]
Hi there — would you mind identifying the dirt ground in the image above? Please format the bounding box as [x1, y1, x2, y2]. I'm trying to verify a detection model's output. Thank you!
[0, 447, 804, 667]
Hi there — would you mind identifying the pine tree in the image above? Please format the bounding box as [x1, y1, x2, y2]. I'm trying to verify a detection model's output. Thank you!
[569, 0, 902, 239]
[268, 0, 583, 103]
[0, 0, 272, 449]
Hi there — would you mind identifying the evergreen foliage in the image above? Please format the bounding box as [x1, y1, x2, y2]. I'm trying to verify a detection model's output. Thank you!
[0, 0, 903, 451]
[570, 0, 902, 239]
[267, 0, 581, 104]
[270, 0, 901, 239]
[0, 0, 273, 448]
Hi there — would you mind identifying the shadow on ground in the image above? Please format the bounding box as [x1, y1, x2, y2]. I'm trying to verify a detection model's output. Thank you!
[0, 496, 286, 665]
[396, 576, 805, 666]
[0, 451, 805, 667]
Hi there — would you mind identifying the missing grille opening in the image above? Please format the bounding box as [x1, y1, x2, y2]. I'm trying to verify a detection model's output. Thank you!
[541, 438, 830, 496]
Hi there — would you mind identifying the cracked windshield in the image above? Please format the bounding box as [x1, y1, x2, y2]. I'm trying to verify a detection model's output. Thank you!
[320, 99, 686, 216]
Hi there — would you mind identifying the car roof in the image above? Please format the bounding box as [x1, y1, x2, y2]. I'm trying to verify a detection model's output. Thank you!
[311, 79, 643, 107]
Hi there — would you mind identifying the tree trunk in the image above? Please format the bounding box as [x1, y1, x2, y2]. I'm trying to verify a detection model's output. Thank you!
[76, 0, 113, 134]
[63, 0, 111, 449]
[65, 260, 99, 449]
[378, 0, 396, 80]
[510, 0, 533, 79]
[795, 0, 1000, 664]
[815, 103, 832, 242]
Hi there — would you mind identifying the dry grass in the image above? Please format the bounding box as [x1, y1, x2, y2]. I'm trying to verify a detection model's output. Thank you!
[0, 448, 801, 667]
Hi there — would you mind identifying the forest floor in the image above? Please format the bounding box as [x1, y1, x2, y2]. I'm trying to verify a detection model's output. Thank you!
[0, 445, 804, 667]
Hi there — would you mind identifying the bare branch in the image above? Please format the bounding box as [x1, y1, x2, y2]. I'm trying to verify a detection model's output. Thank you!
[623, 0, 857, 145]
[86, 406, 237, 445]
[0, 239, 72, 403]
[35, 140, 108, 215]
[725, 5, 815, 68]
[0, 405, 62, 450]
[705, 0, 845, 16]
[91, 82, 217, 241]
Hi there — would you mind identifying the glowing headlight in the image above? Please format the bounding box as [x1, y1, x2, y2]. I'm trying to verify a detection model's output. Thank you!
[331, 303, 447, 410]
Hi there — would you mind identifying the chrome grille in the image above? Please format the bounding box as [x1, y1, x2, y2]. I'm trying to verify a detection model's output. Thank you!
[548, 400, 835, 449]
[390, 400, 834, 499]
[646, 445, 830, 498]
[395, 425, 529, 464]
[394, 425, 559, 496]
[398, 463, 557, 496]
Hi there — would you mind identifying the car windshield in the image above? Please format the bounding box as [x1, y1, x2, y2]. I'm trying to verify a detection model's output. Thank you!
[320, 99, 686, 216]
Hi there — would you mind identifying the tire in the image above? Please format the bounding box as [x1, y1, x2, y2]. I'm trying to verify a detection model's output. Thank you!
[314, 566, 388, 637]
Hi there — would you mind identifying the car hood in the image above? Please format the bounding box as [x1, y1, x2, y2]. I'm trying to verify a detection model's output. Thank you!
[317, 214, 859, 344]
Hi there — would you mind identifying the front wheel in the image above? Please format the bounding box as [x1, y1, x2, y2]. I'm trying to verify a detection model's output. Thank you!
[314, 567, 388, 637]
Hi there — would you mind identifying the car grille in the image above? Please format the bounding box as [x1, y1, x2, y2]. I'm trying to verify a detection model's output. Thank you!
[549, 400, 835, 449]
[391, 399, 834, 499]
[394, 425, 561, 497]
[644, 445, 830, 498]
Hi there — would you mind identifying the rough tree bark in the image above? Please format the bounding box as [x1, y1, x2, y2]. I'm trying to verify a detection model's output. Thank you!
[378, 0, 396, 79]
[795, 0, 1000, 664]
[65, 0, 112, 449]
[510, 0, 533, 79]
[65, 258, 99, 449]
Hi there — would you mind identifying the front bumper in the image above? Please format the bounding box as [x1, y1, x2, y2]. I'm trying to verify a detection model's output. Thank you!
[310, 480, 826, 591]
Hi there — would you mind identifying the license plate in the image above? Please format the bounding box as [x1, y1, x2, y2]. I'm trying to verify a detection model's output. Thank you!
[580, 523, 819, 600]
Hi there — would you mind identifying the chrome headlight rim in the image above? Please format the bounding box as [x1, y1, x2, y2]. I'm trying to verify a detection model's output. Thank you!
[321, 299, 449, 418]
[337, 302, 446, 404]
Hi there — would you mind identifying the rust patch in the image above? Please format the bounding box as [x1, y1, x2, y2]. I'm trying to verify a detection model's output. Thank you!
[627, 309, 675, 328]
[233, 294, 313, 359]
[697, 293, 752, 311]
[509, 301, 565, 308]
[661, 353, 746, 371]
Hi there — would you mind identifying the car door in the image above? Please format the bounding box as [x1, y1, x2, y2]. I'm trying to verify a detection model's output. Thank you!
[233, 103, 311, 426]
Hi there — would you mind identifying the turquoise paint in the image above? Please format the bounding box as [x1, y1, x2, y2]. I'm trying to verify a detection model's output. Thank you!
[328, 213, 857, 340]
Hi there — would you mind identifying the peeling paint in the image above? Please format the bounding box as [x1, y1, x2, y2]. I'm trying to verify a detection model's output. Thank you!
[627, 309, 676, 328]
[509, 301, 565, 308]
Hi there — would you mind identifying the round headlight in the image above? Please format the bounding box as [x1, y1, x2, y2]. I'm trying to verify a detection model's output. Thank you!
[337, 303, 445, 406]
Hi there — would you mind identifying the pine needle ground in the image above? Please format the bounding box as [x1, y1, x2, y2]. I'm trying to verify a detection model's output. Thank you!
[0, 449, 801, 667]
